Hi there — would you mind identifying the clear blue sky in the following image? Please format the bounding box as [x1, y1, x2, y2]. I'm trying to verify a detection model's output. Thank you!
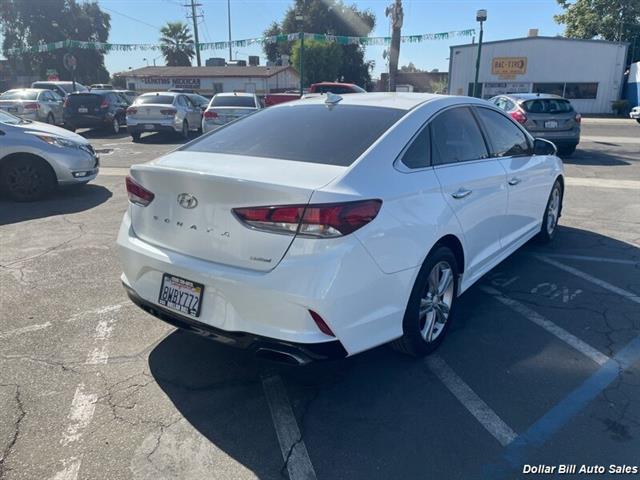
[40, 0, 570, 77]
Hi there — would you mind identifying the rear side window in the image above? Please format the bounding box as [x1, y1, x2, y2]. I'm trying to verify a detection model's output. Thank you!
[212, 96, 256, 107]
[136, 95, 175, 105]
[475, 108, 530, 157]
[400, 127, 431, 169]
[522, 99, 573, 114]
[186, 104, 406, 166]
[430, 107, 488, 165]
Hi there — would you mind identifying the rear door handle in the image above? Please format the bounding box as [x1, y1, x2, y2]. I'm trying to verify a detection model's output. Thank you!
[508, 177, 522, 186]
[451, 188, 472, 199]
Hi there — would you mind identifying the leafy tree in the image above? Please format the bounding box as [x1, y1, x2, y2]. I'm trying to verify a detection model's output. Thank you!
[555, 0, 640, 62]
[400, 62, 422, 73]
[1, 0, 111, 83]
[263, 0, 375, 88]
[159, 21, 195, 66]
[291, 40, 343, 85]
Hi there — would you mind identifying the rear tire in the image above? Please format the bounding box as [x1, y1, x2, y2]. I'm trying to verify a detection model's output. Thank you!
[46, 113, 55, 124]
[0, 155, 57, 202]
[391, 246, 459, 357]
[65, 124, 75, 132]
[537, 179, 563, 243]
[110, 116, 121, 135]
[636, 119, 640, 124]
[180, 121, 189, 140]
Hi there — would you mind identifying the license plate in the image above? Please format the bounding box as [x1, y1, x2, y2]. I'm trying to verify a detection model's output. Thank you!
[78, 107, 88, 113]
[144, 124, 154, 130]
[158, 274, 204, 318]
[544, 120, 558, 129]
[7, 107, 17, 113]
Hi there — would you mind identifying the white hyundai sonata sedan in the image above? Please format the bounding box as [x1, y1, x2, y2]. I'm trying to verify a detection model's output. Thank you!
[117, 93, 563, 364]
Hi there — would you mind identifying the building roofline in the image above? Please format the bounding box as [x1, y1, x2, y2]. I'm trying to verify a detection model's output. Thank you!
[114, 65, 297, 79]
[449, 35, 630, 50]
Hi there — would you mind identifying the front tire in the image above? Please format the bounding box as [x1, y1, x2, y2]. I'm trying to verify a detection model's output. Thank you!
[392, 246, 459, 357]
[537, 179, 563, 243]
[1, 156, 57, 202]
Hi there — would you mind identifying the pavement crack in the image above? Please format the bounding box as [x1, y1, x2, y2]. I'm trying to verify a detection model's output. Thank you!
[0, 384, 26, 479]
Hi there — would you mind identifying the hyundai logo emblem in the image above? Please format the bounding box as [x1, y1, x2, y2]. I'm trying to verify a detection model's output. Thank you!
[177, 193, 198, 209]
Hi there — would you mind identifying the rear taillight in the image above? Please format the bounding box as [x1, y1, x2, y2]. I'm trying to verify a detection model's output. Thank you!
[63, 98, 69, 108]
[574, 113, 581, 124]
[309, 310, 335, 337]
[203, 110, 218, 119]
[126, 107, 137, 115]
[23, 103, 39, 110]
[160, 109, 177, 116]
[100, 99, 109, 109]
[510, 109, 527, 124]
[232, 199, 382, 238]
[125, 175, 155, 207]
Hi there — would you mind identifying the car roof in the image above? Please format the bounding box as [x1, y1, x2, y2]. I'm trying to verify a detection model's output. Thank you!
[140, 91, 179, 96]
[499, 93, 567, 101]
[282, 92, 455, 111]
[214, 92, 255, 97]
[33, 81, 75, 85]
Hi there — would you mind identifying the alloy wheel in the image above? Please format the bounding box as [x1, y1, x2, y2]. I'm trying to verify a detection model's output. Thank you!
[547, 186, 560, 235]
[419, 261, 455, 343]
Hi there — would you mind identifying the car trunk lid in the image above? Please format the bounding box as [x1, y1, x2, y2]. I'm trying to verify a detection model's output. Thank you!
[206, 106, 256, 123]
[128, 151, 345, 272]
[129, 103, 176, 122]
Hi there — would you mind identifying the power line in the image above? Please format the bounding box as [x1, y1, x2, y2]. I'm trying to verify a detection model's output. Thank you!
[101, 6, 160, 31]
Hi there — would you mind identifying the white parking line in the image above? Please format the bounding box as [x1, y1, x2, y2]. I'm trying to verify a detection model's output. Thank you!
[481, 286, 610, 366]
[61, 385, 98, 446]
[426, 355, 517, 447]
[262, 374, 317, 480]
[565, 177, 640, 190]
[535, 255, 640, 305]
[98, 167, 129, 176]
[539, 254, 639, 266]
[0, 322, 51, 339]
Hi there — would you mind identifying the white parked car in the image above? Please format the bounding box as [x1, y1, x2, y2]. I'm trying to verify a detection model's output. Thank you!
[630, 105, 640, 123]
[118, 93, 563, 364]
[202, 92, 261, 133]
[126, 92, 203, 142]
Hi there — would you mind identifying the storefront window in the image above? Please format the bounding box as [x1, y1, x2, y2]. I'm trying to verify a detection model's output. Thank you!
[564, 83, 598, 99]
[532, 83, 564, 96]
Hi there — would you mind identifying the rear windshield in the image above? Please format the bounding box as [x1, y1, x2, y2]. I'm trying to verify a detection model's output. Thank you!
[0, 90, 39, 100]
[185, 104, 406, 166]
[521, 99, 573, 114]
[135, 95, 175, 105]
[211, 95, 256, 107]
[66, 94, 103, 105]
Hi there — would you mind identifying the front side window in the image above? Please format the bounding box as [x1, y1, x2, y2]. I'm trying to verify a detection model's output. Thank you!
[185, 104, 406, 167]
[400, 126, 431, 169]
[475, 108, 530, 157]
[430, 107, 488, 165]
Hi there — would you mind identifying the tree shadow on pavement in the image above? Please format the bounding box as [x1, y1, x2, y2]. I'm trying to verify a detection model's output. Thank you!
[0, 184, 112, 225]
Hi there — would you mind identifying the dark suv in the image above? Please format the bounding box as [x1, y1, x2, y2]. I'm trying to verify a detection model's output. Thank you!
[64, 90, 128, 134]
[490, 93, 581, 156]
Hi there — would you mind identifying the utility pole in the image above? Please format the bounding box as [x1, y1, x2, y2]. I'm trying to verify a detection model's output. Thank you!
[296, 11, 304, 97]
[227, 0, 233, 61]
[185, 0, 202, 66]
[473, 9, 487, 98]
[385, 0, 403, 92]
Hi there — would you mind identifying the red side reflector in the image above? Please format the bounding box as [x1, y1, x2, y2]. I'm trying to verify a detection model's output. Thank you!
[309, 310, 335, 337]
[125, 175, 155, 207]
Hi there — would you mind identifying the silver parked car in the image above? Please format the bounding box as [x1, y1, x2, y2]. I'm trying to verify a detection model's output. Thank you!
[630, 105, 640, 124]
[490, 93, 581, 156]
[202, 92, 261, 133]
[0, 110, 99, 201]
[0, 89, 64, 126]
[31, 81, 88, 99]
[126, 92, 203, 142]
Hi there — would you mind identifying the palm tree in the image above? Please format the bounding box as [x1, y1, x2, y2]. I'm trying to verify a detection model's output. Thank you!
[159, 21, 195, 66]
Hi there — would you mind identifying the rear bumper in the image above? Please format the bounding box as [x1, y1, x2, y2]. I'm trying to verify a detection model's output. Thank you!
[128, 123, 180, 135]
[65, 115, 110, 129]
[124, 284, 347, 364]
[117, 210, 415, 358]
[529, 129, 580, 146]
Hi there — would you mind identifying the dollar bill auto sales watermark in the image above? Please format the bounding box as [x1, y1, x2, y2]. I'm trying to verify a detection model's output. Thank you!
[523, 464, 639, 475]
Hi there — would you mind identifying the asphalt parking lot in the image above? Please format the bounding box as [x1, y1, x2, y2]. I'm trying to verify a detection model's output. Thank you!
[1, 118, 639, 480]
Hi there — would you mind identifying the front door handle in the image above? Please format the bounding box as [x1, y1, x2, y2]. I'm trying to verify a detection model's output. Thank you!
[451, 188, 472, 199]
[508, 177, 522, 186]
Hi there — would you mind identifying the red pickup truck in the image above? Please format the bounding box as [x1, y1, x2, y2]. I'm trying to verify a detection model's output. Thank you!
[264, 82, 366, 106]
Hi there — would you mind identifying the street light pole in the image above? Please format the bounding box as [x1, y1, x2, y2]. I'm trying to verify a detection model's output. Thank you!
[473, 9, 487, 98]
[296, 12, 304, 98]
[227, 0, 233, 61]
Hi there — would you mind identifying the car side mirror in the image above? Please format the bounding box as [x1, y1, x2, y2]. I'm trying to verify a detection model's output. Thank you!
[533, 138, 557, 156]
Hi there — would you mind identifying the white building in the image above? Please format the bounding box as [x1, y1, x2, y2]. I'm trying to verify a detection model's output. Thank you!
[448, 35, 629, 113]
[119, 66, 300, 96]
